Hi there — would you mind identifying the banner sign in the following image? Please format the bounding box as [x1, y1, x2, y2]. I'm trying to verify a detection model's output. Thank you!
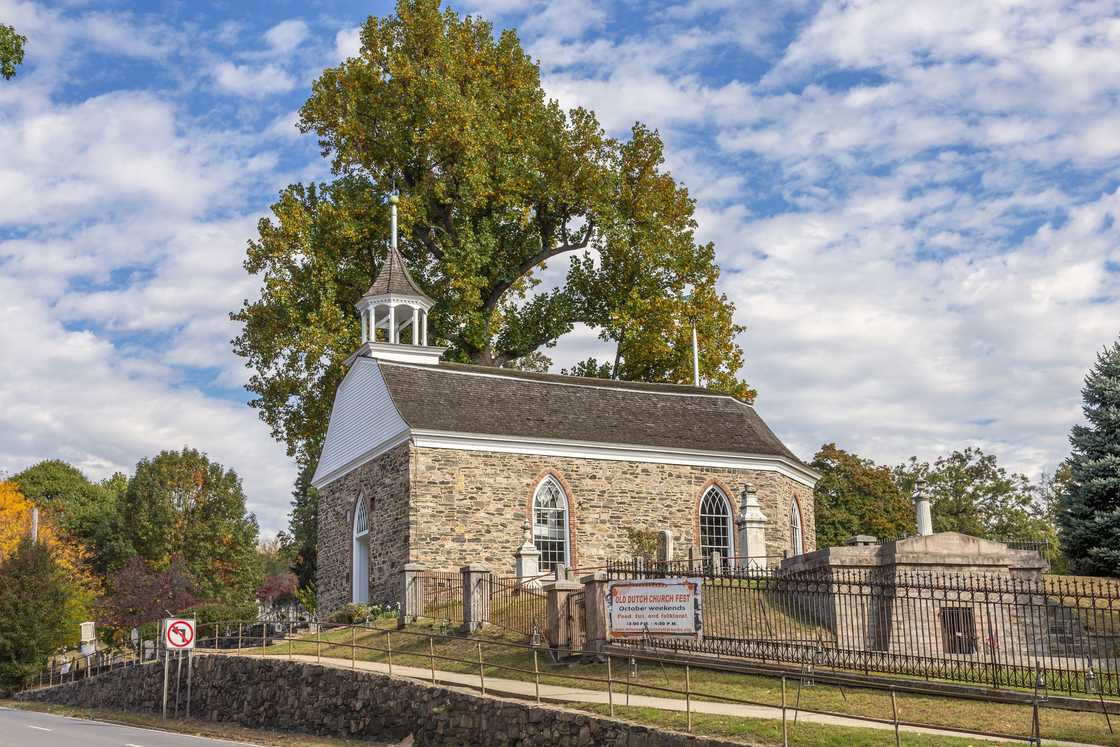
[606, 577, 702, 639]
[163, 618, 196, 650]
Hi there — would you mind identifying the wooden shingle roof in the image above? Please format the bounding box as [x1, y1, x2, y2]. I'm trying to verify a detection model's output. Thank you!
[375, 359, 802, 462]
[360, 246, 434, 304]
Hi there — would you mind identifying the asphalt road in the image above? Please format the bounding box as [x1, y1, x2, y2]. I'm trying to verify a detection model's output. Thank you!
[0, 707, 255, 747]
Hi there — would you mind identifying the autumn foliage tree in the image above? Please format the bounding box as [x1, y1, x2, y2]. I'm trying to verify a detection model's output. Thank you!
[232, 0, 751, 475]
[810, 444, 915, 547]
[120, 449, 261, 603]
[96, 555, 199, 632]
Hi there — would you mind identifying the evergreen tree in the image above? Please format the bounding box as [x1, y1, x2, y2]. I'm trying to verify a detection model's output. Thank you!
[1059, 341, 1120, 576]
[0, 540, 80, 689]
[278, 463, 318, 590]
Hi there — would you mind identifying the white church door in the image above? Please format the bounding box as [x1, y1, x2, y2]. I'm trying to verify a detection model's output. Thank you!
[352, 495, 370, 603]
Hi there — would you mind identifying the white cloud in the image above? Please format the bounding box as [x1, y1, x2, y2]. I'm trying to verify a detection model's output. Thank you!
[334, 25, 362, 61]
[213, 61, 296, 97]
[263, 19, 309, 55]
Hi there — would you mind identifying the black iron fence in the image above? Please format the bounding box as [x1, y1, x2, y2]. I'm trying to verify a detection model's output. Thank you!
[607, 559, 1120, 697]
[488, 576, 547, 639]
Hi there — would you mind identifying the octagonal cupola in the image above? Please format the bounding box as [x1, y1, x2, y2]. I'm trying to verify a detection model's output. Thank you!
[348, 195, 446, 366]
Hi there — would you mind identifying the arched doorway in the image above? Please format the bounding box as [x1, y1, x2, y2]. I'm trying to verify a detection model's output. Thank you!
[352, 494, 369, 603]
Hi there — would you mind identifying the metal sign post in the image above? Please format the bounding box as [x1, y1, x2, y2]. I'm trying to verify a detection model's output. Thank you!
[161, 618, 196, 721]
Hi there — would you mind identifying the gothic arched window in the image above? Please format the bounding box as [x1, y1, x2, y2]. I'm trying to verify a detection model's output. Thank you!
[532, 477, 570, 572]
[352, 494, 370, 603]
[699, 486, 734, 564]
[790, 497, 804, 556]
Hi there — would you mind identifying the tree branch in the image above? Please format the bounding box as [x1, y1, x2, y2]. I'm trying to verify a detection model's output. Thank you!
[481, 220, 594, 316]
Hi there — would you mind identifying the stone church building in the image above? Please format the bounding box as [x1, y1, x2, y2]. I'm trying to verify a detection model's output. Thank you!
[312, 201, 819, 613]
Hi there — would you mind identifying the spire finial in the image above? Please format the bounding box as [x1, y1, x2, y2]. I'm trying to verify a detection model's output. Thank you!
[389, 193, 399, 253]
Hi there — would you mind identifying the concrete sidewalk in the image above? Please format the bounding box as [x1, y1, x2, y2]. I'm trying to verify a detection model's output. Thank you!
[215, 650, 1093, 746]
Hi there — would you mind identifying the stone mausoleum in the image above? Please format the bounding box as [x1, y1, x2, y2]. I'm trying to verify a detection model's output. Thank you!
[312, 199, 819, 614]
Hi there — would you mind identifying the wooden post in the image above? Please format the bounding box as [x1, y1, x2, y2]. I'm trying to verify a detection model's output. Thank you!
[237, 623, 242, 653]
[478, 642, 486, 695]
[288, 620, 292, 660]
[685, 664, 693, 732]
[607, 655, 614, 717]
[891, 686, 900, 747]
[316, 625, 321, 663]
[386, 631, 393, 676]
[351, 625, 356, 670]
[533, 649, 541, 703]
[429, 636, 436, 684]
[781, 676, 789, 747]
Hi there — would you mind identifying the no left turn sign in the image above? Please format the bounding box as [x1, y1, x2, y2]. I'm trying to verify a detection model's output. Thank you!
[163, 618, 196, 650]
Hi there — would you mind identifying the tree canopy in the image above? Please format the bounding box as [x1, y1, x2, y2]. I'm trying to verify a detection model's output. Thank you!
[0, 540, 81, 688]
[810, 443, 915, 547]
[120, 448, 261, 603]
[1059, 341, 1120, 576]
[232, 0, 750, 471]
[0, 24, 25, 80]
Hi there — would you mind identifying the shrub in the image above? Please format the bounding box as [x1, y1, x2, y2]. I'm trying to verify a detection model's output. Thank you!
[326, 602, 398, 625]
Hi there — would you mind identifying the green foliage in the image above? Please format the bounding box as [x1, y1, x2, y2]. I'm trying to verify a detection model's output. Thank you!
[277, 463, 318, 590]
[121, 448, 261, 603]
[0, 539, 83, 689]
[0, 24, 25, 81]
[893, 447, 1058, 552]
[811, 443, 915, 547]
[326, 602, 396, 624]
[184, 600, 258, 629]
[12, 461, 132, 577]
[1059, 341, 1120, 576]
[294, 581, 317, 616]
[232, 0, 751, 473]
[624, 527, 659, 562]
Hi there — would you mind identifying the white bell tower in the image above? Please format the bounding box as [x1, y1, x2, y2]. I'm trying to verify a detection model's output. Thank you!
[347, 194, 446, 366]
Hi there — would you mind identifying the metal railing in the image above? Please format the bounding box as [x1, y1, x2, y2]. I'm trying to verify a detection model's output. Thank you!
[487, 576, 547, 638]
[21, 617, 1106, 745]
[607, 560, 1120, 697]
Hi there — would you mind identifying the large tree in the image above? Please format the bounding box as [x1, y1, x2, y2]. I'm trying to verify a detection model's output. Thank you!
[1059, 341, 1120, 576]
[277, 463, 318, 590]
[120, 449, 261, 603]
[12, 461, 132, 577]
[232, 0, 750, 471]
[894, 448, 1057, 547]
[811, 443, 915, 547]
[0, 24, 24, 80]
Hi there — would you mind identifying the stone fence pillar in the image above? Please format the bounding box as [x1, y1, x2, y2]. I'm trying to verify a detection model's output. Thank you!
[544, 578, 583, 650]
[581, 572, 610, 652]
[460, 564, 491, 633]
[399, 562, 427, 627]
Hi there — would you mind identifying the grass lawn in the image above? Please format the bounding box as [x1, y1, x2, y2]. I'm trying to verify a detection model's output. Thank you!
[0, 699, 400, 746]
[234, 619, 1120, 746]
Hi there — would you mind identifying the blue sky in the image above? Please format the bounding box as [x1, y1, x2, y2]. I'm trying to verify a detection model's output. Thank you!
[2, 0, 1118, 533]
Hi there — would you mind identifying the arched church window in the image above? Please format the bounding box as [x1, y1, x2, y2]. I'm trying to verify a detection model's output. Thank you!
[352, 494, 370, 603]
[532, 477, 570, 572]
[790, 497, 804, 556]
[699, 485, 734, 565]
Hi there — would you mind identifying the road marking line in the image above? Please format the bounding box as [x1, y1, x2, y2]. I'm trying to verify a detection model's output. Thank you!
[27, 725, 52, 731]
[125, 743, 145, 746]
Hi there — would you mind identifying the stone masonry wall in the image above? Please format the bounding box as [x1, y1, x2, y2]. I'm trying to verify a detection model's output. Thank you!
[409, 447, 815, 575]
[18, 655, 743, 747]
[317, 441, 411, 614]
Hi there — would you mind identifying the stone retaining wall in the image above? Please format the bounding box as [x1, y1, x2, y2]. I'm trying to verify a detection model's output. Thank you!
[17, 655, 746, 747]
